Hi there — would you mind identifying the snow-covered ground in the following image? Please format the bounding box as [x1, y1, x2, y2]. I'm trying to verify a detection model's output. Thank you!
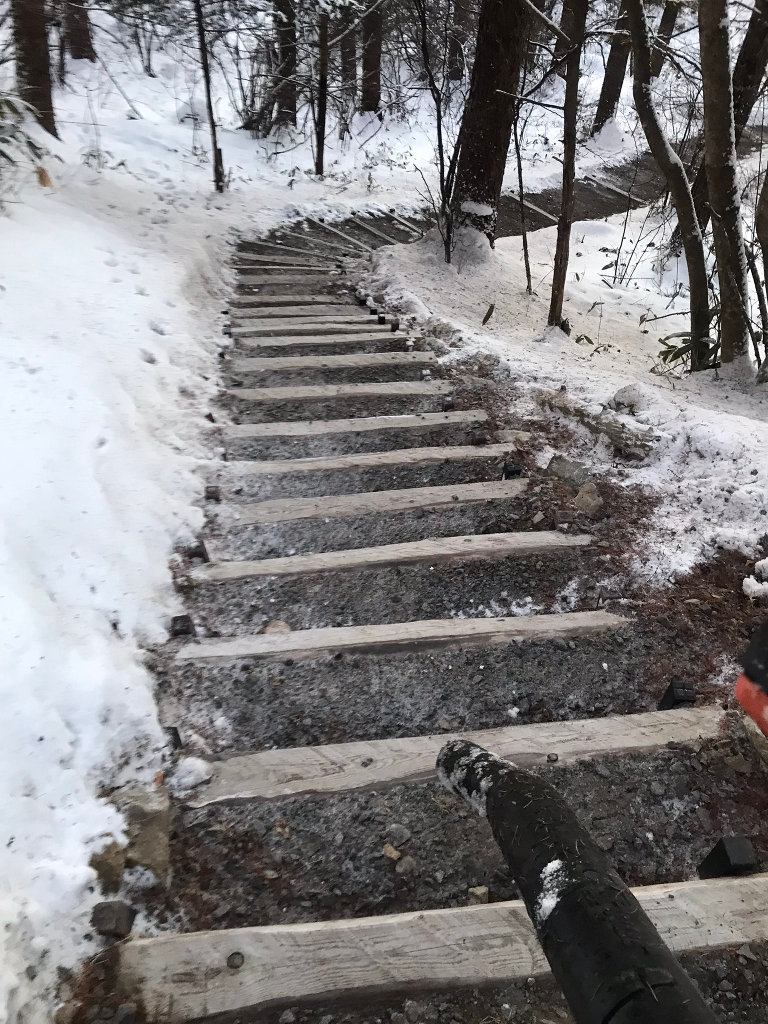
[0, 5, 766, 1023]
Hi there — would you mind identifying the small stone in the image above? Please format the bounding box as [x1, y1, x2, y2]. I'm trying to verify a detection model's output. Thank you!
[25, 965, 37, 981]
[112, 783, 170, 882]
[724, 755, 753, 775]
[434, 869, 445, 883]
[261, 619, 291, 634]
[204, 485, 221, 502]
[113, 1004, 139, 1024]
[532, 511, 545, 525]
[89, 841, 126, 895]
[227, 952, 244, 970]
[738, 943, 759, 962]
[318, 1016, 334, 1024]
[597, 835, 615, 852]
[383, 843, 401, 861]
[547, 455, 591, 489]
[91, 901, 136, 939]
[279, 1011, 296, 1024]
[468, 885, 489, 904]
[390, 1014, 407, 1024]
[650, 781, 665, 797]
[395, 855, 417, 877]
[384, 823, 412, 847]
[574, 482, 604, 517]
[169, 614, 196, 638]
[403, 1000, 422, 1023]
[718, 980, 734, 992]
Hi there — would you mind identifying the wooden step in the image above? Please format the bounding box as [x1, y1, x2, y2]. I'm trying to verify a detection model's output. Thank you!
[307, 216, 373, 252]
[228, 381, 452, 403]
[224, 409, 488, 440]
[233, 323, 391, 338]
[229, 295, 354, 308]
[230, 478, 528, 526]
[231, 314, 379, 327]
[237, 273, 343, 287]
[235, 263, 328, 273]
[193, 531, 592, 584]
[231, 306, 368, 319]
[176, 609, 625, 664]
[232, 333, 399, 350]
[351, 215, 400, 244]
[188, 705, 722, 805]
[237, 239, 335, 259]
[235, 252, 326, 267]
[219, 441, 527, 476]
[116, 873, 768, 1021]
[231, 351, 434, 373]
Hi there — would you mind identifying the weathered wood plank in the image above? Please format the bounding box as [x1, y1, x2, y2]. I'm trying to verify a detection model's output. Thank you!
[217, 441, 524, 475]
[237, 273, 346, 287]
[232, 306, 367, 319]
[235, 263, 328, 273]
[229, 295, 354, 308]
[233, 324, 390, 339]
[237, 239, 334, 259]
[231, 351, 434, 372]
[351, 215, 400, 244]
[307, 216, 373, 252]
[224, 410, 487, 440]
[193, 531, 591, 583]
[228, 381, 452, 403]
[118, 873, 768, 1021]
[190, 705, 723, 805]
[235, 252, 326, 267]
[232, 478, 528, 525]
[176, 609, 624, 664]
[232, 333, 397, 349]
[506, 191, 559, 224]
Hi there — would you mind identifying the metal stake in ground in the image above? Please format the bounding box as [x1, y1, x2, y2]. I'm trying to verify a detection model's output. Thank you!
[436, 740, 719, 1024]
[193, 0, 225, 193]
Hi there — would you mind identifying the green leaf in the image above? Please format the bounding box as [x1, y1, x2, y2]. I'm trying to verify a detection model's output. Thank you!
[482, 303, 495, 325]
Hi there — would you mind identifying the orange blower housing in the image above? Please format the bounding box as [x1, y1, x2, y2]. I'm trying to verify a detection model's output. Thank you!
[735, 620, 768, 737]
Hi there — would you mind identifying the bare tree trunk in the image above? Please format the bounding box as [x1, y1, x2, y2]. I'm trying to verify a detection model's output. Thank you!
[65, 1, 96, 61]
[452, 0, 532, 240]
[11, 0, 58, 137]
[274, 0, 297, 127]
[315, 11, 328, 177]
[553, 1, 575, 78]
[339, 7, 357, 100]
[699, 0, 750, 365]
[626, 0, 710, 370]
[649, 0, 680, 79]
[591, 2, 630, 136]
[548, 0, 588, 330]
[361, 4, 383, 113]
[448, 0, 470, 81]
[689, 0, 768, 233]
[756, 176, 768, 378]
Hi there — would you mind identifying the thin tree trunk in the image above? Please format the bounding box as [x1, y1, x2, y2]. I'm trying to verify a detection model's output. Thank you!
[548, 0, 588, 330]
[591, 2, 630, 136]
[361, 4, 383, 113]
[11, 0, 58, 137]
[699, 0, 750, 365]
[448, 0, 470, 81]
[553, 2, 575, 78]
[649, 0, 680, 79]
[315, 11, 328, 177]
[273, 0, 297, 127]
[452, 0, 532, 241]
[65, 1, 96, 61]
[339, 7, 357, 100]
[626, 0, 710, 370]
[756, 182, 768, 378]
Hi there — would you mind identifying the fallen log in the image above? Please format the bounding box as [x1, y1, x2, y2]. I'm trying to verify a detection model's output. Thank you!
[535, 387, 655, 460]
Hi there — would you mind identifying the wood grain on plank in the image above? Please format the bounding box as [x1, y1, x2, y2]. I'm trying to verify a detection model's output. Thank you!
[231, 351, 434, 372]
[228, 381, 451, 403]
[230, 295, 354, 307]
[193, 531, 592, 583]
[237, 273, 346, 286]
[236, 264, 328, 273]
[232, 334, 398, 349]
[232, 478, 528, 525]
[176, 609, 625, 664]
[224, 410, 487, 439]
[232, 306, 368, 319]
[190, 705, 723, 804]
[235, 253, 326, 267]
[233, 324, 390, 338]
[307, 216, 373, 252]
[118, 873, 768, 1022]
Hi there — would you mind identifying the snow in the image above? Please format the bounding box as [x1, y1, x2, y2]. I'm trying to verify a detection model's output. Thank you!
[534, 858, 567, 926]
[167, 756, 213, 795]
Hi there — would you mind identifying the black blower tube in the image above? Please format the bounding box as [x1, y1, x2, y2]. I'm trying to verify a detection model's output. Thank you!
[437, 740, 718, 1024]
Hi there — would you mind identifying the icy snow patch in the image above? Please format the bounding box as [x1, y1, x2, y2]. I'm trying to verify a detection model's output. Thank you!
[535, 859, 567, 925]
[168, 757, 213, 796]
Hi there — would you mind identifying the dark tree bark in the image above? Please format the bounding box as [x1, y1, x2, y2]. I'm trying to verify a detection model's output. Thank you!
[756, 173, 768, 377]
[553, 0, 576, 78]
[315, 11, 328, 176]
[273, 0, 297, 127]
[548, 0, 588, 330]
[361, 4, 383, 113]
[699, 0, 750, 365]
[689, 0, 768, 233]
[338, 7, 357, 100]
[649, 0, 680, 79]
[448, 0, 470, 81]
[626, 0, 710, 370]
[452, 0, 532, 240]
[591, 2, 630, 136]
[11, 0, 58, 137]
[65, 1, 96, 61]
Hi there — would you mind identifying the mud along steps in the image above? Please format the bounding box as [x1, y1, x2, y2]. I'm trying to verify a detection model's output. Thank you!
[102, 234, 768, 1023]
